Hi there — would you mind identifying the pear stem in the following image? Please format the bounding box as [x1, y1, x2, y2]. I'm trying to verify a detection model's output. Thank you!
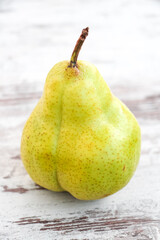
[69, 27, 89, 68]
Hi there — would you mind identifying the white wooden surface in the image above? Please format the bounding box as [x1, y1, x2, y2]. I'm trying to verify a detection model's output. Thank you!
[0, 0, 160, 239]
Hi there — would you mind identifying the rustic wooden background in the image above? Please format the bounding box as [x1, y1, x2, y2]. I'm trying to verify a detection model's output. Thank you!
[0, 0, 160, 239]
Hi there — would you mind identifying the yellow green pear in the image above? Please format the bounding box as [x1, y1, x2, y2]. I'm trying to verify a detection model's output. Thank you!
[21, 28, 141, 200]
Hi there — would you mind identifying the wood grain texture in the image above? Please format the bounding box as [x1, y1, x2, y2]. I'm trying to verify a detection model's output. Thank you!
[0, 0, 160, 239]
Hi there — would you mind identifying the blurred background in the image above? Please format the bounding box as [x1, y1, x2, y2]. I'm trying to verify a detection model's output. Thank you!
[0, 0, 160, 239]
[1, 0, 160, 91]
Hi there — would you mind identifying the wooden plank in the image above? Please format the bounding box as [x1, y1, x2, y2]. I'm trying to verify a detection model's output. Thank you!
[0, 0, 160, 239]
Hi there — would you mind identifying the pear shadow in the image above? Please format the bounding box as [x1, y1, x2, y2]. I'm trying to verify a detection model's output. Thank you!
[28, 182, 109, 211]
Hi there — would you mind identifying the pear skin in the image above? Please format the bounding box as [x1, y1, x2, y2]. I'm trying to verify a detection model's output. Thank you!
[21, 28, 141, 200]
[21, 60, 141, 200]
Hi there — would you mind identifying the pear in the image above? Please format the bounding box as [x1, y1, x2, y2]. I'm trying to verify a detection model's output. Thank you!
[21, 28, 141, 200]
